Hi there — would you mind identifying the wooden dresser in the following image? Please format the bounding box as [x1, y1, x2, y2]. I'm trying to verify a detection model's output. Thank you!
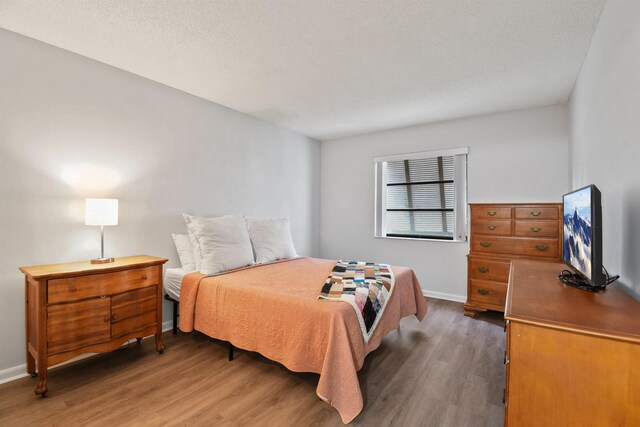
[464, 203, 562, 317]
[20, 255, 168, 396]
[505, 260, 640, 426]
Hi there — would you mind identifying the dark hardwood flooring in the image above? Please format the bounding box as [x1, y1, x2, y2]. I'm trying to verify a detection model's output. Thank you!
[0, 298, 505, 426]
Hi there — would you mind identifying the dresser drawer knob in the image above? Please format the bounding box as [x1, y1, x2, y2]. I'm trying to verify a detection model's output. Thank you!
[70, 286, 77, 292]
[487, 225, 497, 230]
[530, 211, 541, 217]
[487, 211, 497, 216]
[531, 227, 541, 233]
[477, 288, 490, 295]
[478, 267, 490, 273]
[103, 315, 111, 323]
[142, 275, 148, 280]
[536, 244, 549, 251]
[111, 313, 119, 321]
[479, 241, 492, 248]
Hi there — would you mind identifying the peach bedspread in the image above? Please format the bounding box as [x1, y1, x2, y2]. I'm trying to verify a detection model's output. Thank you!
[179, 257, 427, 423]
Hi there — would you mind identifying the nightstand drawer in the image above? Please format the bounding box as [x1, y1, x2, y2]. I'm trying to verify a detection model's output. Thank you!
[514, 207, 559, 220]
[472, 219, 512, 236]
[47, 298, 111, 354]
[469, 258, 511, 283]
[111, 310, 156, 338]
[469, 279, 507, 308]
[111, 286, 157, 323]
[48, 267, 158, 304]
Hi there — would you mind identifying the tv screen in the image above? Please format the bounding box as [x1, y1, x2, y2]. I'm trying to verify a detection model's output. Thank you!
[562, 185, 603, 286]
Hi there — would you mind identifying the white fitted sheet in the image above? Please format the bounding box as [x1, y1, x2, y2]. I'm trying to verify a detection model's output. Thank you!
[164, 267, 187, 301]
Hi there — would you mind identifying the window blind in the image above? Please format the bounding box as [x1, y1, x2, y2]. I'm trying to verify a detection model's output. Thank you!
[374, 147, 467, 242]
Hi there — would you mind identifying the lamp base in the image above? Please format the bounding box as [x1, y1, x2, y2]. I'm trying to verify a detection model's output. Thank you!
[91, 257, 115, 264]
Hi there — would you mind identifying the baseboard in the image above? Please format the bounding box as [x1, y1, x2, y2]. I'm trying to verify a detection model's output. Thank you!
[422, 289, 466, 303]
[0, 321, 177, 386]
[162, 320, 174, 332]
[0, 364, 28, 385]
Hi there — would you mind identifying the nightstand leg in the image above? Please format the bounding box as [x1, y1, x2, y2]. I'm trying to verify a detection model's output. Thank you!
[26, 350, 36, 377]
[34, 366, 48, 397]
[155, 334, 165, 354]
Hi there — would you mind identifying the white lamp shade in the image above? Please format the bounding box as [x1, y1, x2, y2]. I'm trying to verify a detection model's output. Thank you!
[85, 198, 118, 226]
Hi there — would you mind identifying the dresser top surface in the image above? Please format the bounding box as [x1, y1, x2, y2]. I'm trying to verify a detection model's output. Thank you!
[19, 255, 168, 279]
[505, 259, 640, 343]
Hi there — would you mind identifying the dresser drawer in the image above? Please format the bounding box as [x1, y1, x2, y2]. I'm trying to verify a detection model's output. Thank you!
[472, 219, 512, 236]
[514, 206, 559, 220]
[472, 206, 512, 220]
[514, 220, 559, 238]
[472, 236, 559, 258]
[48, 267, 158, 304]
[469, 258, 511, 283]
[469, 279, 507, 308]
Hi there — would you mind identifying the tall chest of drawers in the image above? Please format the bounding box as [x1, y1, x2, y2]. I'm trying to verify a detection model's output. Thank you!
[20, 255, 168, 396]
[463, 203, 562, 317]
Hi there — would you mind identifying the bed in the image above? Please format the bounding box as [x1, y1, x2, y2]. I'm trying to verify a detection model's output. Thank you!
[175, 257, 427, 423]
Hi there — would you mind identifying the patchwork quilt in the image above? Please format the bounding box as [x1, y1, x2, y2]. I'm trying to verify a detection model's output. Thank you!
[318, 260, 395, 343]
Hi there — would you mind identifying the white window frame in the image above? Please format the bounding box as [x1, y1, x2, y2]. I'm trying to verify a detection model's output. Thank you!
[374, 147, 468, 242]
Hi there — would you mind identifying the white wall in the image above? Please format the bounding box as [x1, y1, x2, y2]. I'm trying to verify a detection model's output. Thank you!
[570, 0, 640, 298]
[320, 105, 570, 300]
[0, 29, 320, 375]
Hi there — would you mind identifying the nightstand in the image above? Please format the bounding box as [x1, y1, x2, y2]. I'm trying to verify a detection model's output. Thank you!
[20, 255, 168, 396]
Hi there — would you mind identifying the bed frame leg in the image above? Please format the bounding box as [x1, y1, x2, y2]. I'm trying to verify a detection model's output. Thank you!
[172, 300, 178, 335]
[228, 342, 234, 361]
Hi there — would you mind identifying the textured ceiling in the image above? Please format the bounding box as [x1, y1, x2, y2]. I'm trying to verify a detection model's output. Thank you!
[0, 0, 605, 140]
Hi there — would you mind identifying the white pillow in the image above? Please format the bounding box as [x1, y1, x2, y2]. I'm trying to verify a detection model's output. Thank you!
[186, 214, 255, 275]
[183, 213, 203, 271]
[171, 233, 196, 272]
[246, 218, 298, 264]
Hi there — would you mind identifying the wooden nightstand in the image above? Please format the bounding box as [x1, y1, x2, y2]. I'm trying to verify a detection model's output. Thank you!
[20, 255, 168, 397]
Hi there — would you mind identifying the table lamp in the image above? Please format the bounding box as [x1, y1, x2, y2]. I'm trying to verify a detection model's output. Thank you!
[85, 198, 118, 264]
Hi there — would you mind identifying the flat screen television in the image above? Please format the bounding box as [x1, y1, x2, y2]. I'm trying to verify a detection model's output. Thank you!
[562, 184, 605, 287]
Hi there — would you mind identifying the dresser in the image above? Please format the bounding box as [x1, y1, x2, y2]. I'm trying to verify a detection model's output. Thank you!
[20, 255, 168, 396]
[464, 203, 562, 317]
[504, 260, 640, 426]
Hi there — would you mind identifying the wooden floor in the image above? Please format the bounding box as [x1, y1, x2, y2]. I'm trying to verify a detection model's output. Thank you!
[0, 298, 505, 426]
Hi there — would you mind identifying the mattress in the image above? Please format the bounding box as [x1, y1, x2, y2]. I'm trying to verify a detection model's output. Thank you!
[164, 267, 187, 301]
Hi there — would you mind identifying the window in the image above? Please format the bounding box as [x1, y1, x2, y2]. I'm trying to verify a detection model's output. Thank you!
[374, 147, 468, 241]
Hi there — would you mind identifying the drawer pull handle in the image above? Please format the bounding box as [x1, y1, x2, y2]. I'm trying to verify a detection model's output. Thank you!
[487, 225, 497, 230]
[111, 314, 119, 321]
[103, 315, 111, 323]
[478, 267, 489, 273]
[487, 211, 497, 216]
[142, 275, 148, 280]
[531, 227, 541, 233]
[530, 211, 541, 217]
[536, 244, 549, 251]
[70, 286, 77, 292]
[480, 241, 492, 248]
[477, 288, 490, 295]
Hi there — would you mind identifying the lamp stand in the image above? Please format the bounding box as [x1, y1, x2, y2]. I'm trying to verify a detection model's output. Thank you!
[91, 225, 115, 264]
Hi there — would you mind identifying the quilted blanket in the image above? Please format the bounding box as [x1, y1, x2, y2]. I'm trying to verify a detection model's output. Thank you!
[318, 260, 395, 343]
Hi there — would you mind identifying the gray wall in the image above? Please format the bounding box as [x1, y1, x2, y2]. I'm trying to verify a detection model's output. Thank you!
[570, 0, 640, 298]
[0, 29, 321, 375]
[320, 105, 570, 300]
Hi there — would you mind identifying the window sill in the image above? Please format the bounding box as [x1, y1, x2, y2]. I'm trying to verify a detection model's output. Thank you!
[374, 235, 468, 243]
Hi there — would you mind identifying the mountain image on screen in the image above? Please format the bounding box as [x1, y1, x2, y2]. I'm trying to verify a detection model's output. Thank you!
[563, 208, 592, 279]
